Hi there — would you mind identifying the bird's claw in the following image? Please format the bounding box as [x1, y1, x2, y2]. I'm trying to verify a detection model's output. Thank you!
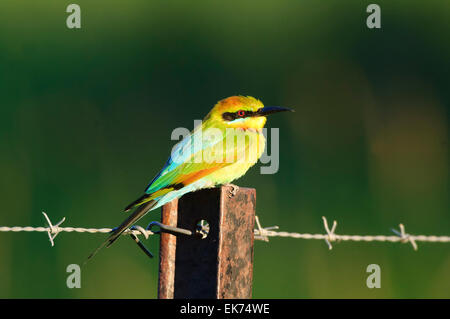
[225, 184, 240, 197]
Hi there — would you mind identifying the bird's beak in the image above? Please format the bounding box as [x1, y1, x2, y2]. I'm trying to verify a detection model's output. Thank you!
[255, 106, 294, 117]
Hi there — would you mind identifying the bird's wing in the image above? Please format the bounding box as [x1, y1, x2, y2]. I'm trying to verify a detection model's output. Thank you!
[145, 125, 207, 193]
[125, 126, 241, 211]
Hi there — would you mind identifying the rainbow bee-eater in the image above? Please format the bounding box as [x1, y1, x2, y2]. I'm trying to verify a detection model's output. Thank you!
[88, 96, 292, 259]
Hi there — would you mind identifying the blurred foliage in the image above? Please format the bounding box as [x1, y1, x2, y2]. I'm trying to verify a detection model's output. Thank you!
[0, 0, 448, 298]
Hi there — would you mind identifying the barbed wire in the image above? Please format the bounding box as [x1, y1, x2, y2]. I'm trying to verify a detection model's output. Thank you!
[0, 212, 155, 247]
[0, 212, 449, 250]
[254, 216, 450, 250]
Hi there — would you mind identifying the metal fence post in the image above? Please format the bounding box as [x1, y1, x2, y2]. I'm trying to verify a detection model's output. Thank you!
[158, 198, 179, 299]
[158, 185, 256, 299]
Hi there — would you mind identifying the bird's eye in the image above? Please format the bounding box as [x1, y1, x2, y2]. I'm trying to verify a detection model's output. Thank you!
[237, 110, 246, 117]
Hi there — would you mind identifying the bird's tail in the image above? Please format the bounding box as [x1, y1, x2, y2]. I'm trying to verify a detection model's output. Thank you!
[85, 200, 157, 263]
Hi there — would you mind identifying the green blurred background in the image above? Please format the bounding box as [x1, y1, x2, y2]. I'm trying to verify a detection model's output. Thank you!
[0, 0, 448, 298]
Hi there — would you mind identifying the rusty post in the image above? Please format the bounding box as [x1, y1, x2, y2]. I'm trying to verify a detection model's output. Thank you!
[158, 198, 178, 299]
[157, 185, 256, 299]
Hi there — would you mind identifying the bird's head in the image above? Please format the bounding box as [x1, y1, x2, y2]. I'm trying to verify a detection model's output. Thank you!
[205, 96, 293, 130]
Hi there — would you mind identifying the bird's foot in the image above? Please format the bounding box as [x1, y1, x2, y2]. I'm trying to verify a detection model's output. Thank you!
[224, 184, 240, 197]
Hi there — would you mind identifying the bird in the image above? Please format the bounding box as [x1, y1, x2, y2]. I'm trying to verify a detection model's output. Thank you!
[87, 96, 292, 260]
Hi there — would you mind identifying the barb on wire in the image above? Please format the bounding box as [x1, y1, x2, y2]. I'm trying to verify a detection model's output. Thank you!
[129, 225, 154, 258]
[254, 216, 279, 242]
[0, 213, 449, 250]
[322, 216, 338, 250]
[42, 212, 65, 247]
[391, 224, 418, 251]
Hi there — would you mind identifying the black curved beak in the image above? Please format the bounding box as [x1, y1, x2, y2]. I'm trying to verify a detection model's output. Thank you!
[255, 106, 294, 116]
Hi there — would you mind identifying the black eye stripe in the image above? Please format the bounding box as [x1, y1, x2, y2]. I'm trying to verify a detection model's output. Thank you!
[222, 110, 255, 121]
[222, 112, 236, 121]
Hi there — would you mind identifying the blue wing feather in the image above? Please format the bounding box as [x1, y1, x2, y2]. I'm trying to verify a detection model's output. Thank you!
[144, 124, 225, 194]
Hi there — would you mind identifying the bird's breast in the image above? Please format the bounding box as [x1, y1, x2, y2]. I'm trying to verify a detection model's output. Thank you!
[205, 130, 266, 185]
